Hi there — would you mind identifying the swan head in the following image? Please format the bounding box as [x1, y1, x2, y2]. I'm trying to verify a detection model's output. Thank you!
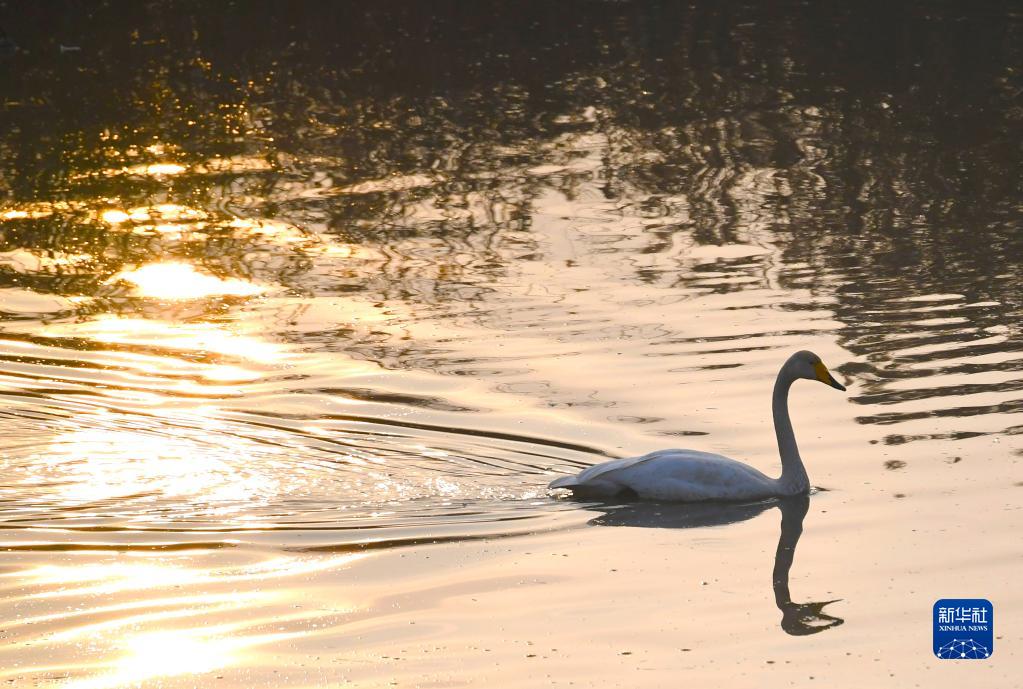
[788, 350, 846, 391]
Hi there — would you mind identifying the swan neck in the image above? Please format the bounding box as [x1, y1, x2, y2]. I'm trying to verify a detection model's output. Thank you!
[773, 366, 808, 493]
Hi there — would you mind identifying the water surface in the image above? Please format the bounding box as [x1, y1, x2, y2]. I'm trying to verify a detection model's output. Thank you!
[0, 2, 1020, 686]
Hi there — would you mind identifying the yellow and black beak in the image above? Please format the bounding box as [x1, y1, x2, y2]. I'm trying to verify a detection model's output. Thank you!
[814, 361, 846, 391]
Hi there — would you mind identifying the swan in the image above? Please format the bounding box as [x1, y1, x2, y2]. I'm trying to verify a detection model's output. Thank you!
[548, 350, 846, 501]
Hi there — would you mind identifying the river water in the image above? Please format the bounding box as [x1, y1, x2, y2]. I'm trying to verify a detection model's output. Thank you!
[0, 2, 1020, 687]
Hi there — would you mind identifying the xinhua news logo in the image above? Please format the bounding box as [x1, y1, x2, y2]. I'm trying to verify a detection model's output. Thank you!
[933, 599, 993, 659]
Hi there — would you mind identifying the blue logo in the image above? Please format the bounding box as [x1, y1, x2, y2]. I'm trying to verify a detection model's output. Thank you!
[933, 599, 993, 659]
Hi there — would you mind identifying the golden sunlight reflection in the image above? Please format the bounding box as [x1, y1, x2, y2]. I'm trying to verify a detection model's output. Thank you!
[70, 162, 188, 181]
[1, 201, 213, 227]
[100, 208, 131, 224]
[42, 314, 286, 363]
[0, 201, 76, 219]
[0, 248, 92, 273]
[111, 262, 266, 299]
[101, 204, 207, 225]
[107, 630, 253, 681]
[2, 553, 364, 689]
[31, 425, 279, 511]
[62, 622, 299, 689]
[0, 287, 85, 315]
[15, 554, 365, 599]
[23, 560, 206, 594]
[127, 162, 188, 176]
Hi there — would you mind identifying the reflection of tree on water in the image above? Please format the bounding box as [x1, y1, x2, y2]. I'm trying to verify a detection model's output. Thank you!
[589, 495, 843, 636]
[1, 2, 1020, 438]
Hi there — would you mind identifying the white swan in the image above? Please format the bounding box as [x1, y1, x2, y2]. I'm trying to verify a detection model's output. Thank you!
[548, 350, 846, 501]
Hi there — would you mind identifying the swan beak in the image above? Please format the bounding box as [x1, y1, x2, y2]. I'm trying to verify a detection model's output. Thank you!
[814, 361, 846, 391]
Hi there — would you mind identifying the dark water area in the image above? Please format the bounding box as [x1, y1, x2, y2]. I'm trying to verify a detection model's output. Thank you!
[2, 1, 1020, 385]
[0, 2, 1021, 686]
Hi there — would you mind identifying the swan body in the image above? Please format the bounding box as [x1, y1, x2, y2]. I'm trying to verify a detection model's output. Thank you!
[549, 449, 780, 501]
[548, 350, 846, 502]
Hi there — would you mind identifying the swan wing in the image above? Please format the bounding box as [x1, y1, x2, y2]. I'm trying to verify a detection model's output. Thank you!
[575, 454, 656, 483]
[548, 455, 649, 489]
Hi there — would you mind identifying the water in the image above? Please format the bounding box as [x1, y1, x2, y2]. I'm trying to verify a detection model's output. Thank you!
[0, 2, 1020, 686]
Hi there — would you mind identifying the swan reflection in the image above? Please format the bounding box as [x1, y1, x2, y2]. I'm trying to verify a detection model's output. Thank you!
[588, 495, 843, 636]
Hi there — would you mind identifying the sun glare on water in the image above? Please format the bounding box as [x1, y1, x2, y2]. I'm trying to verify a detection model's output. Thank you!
[3, 553, 365, 689]
[112, 262, 266, 299]
[125, 162, 188, 176]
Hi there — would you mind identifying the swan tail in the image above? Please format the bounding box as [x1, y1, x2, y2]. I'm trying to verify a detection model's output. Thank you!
[548, 475, 581, 490]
